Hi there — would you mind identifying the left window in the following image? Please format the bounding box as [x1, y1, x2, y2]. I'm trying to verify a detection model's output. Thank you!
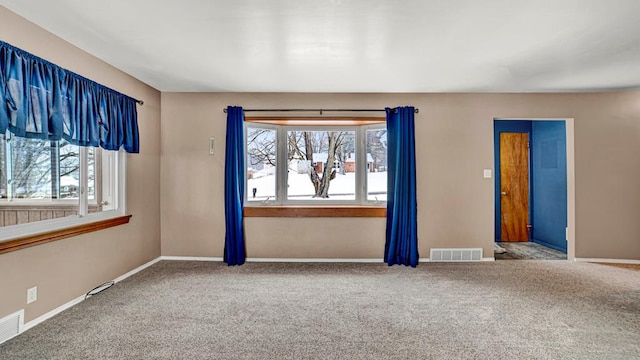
[0, 131, 123, 238]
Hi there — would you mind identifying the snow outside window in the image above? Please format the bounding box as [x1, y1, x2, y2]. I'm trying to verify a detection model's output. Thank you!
[245, 122, 387, 206]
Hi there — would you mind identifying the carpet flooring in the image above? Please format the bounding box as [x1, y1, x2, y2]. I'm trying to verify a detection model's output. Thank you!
[495, 242, 567, 260]
[1, 260, 639, 359]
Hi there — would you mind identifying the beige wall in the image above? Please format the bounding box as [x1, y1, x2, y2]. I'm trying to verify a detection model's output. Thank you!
[161, 92, 640, 261]
[0, 7, 161, 322]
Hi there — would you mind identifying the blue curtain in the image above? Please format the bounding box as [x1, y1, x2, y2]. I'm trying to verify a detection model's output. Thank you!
[0, 40, 139, 153]
[385, 106, 419, 267]
[224, 106, 246, 265]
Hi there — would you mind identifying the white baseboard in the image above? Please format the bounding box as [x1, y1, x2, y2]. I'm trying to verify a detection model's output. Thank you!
[574, 258, 640, 265]
[419, 257, 495, 262]
[160, 256, 383, 263]
[22, 257, 162, 333]
[160, 256, 224, 262]
[22, 295, 85, 333]
[246, 257, 383, 263]
[161, 256, 500, 263]
[113, 257, 162, 283]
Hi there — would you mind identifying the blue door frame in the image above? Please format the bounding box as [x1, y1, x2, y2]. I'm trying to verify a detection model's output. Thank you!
[494, 120, 568, 253]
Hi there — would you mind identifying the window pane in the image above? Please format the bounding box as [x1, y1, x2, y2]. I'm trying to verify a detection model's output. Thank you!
[93, 148, 117, 212]
[1, 137, 79, 228]
[0, 137, 121, 231]
[247, 127, 276, 202]
[367, 128, 387, 202]
[88, 147, 96, 201]
[59, 139, 80, 199]
[287, 130, 355, 200]
[10, 137, 53, 199]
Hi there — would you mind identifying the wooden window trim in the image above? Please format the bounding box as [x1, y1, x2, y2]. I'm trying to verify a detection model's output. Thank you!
[244, 206, 385, 218]
[244, 117, 387, 216]
[0, 215, 132, 255]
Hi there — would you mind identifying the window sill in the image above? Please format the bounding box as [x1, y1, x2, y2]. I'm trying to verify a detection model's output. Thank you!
[244, 206, 386, 218]
[0, 215, 132, 255]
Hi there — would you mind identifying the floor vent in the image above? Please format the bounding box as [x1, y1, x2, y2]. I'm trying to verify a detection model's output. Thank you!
[0, 310, 24, 345]
[430, 248, 483, 262]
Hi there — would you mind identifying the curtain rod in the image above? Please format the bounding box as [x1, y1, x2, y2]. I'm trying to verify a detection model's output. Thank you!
[222, 108, 418, 114]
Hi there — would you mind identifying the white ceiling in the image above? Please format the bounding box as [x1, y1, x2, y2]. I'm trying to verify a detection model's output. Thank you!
[2, 0, 640, 93]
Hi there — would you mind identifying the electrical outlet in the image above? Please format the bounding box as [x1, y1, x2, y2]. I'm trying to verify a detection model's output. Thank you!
[27, 286, 37, 304]
[209, 138, 215, 155]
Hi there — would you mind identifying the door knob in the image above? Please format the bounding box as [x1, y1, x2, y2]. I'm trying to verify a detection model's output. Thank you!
[501, 191, 508, 195]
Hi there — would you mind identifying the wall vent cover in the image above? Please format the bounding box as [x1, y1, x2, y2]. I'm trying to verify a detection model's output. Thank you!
[0, 310, 23, 345]
[430, 248, 483, 262]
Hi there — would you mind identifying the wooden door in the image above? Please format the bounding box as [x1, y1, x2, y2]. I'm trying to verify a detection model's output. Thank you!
[500, 133, 529, 241]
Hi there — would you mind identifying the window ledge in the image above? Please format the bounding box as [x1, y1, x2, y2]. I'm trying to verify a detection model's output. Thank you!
[0, 215, 132, 255]
[244, 206, 386, 218]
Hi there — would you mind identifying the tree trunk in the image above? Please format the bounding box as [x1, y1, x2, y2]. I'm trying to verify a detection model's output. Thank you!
[315, 132, 338, 198]
[300, 131, 340, 199]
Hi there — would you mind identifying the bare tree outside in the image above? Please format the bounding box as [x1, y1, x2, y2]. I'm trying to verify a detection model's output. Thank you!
[246, 127, 356, 199]
[287, 130, 352, 198]
[366, 129, 387, 172]
[246, 128, 277, 201]
[246, 128, 277, 168]
[1, 134, 82, 199]
[246, 126, 385, 201]
[366, 128, 388, 201]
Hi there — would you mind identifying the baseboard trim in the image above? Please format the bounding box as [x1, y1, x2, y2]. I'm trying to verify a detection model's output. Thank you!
[160, 256, 385, 263]
[160, 256, 224, 262]
[246, 258, 383, 263]
[22, 257, 161, 333]
[574, 258, 640, 265]
[420, 257, 495, 262]
[160, 256, 498, 263]
[22, 295, 85, 333]
[113, 257, 162, 283]
[532, 239, 567, 253]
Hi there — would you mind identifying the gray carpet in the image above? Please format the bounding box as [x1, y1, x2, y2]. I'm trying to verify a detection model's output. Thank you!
[1, 260, 639, 359]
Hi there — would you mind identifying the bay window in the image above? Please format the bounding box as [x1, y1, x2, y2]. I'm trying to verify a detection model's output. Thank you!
[246, 119, 387, 206]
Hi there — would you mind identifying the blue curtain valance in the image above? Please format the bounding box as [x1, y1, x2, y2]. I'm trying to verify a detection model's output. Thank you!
[0, 40, 139, 153]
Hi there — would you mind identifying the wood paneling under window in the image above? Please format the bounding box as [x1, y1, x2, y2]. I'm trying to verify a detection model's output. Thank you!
[0, 205, 103, 228]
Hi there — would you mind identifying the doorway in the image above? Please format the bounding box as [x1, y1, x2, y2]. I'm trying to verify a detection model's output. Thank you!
[494, 119, 571, 260]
